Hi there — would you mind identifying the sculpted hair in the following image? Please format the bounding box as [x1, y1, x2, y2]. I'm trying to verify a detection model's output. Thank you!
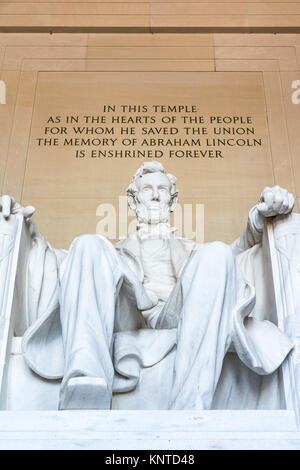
[127, 161, 178, 212]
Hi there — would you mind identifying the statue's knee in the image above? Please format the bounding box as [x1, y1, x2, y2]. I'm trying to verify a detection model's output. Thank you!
[194, 241, 233, 266]
[71, 234, 106, 255]
[210, 241, 232, 258]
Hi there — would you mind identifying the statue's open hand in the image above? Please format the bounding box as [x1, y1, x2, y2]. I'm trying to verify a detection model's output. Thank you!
[257, 186, 294, 218]
[0, 195, 35, 219]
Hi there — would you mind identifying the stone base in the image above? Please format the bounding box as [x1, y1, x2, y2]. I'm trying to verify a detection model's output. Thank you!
[0, 410, 299, 450]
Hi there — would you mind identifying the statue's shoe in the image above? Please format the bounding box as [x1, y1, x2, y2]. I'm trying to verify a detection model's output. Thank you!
[59, 377, 111, 410]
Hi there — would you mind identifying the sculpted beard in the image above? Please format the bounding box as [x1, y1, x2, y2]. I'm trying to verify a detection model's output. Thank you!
[135, 200, 170, 225]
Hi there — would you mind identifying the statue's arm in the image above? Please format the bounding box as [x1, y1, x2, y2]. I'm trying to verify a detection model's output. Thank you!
[0, 195, 66, 332]
[231, 186, 295, 256]
[0, 194, 45, 249]
[0, 194, 65, 253]
[230, 205, 264, 255]
[0, 194, 35, 221]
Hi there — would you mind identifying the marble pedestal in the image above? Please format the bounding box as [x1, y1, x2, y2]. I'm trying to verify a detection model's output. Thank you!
[0, 410, 299, 450]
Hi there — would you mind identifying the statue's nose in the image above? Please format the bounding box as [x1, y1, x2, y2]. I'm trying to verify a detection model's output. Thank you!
[152, 189, 159, 200]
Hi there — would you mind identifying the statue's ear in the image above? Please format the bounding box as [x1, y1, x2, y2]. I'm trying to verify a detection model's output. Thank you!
[170, 192, 178, 212]
[127, 193, 137, 211]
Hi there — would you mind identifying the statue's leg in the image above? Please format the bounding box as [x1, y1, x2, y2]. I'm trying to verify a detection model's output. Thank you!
[58, 234, 123, 410]
[169, 242, 244, 410]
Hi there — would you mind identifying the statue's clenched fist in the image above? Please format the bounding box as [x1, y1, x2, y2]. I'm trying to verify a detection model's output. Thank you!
[0, 195, 35, 219]
[257, 186, 294, 218]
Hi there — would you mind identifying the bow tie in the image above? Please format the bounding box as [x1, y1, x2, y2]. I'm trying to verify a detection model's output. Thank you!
[137, 223, 177, 241]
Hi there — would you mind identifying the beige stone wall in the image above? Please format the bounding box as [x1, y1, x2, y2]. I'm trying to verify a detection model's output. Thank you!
[0, 1, 300, 32]
[0, 31, 300, 248]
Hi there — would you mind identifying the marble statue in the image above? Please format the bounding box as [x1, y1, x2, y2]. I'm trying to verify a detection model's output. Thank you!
[0, 162, 295, 411]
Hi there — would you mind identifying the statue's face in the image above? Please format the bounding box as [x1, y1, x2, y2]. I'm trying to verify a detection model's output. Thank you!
[134, 172, 173, 224]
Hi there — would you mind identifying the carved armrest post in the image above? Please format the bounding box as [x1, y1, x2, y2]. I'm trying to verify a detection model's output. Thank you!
[266, 215, 300, 427]
[0, 214, 24, 408]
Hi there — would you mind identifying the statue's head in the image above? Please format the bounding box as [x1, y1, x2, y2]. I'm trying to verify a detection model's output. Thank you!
[127, 161, 178, 225]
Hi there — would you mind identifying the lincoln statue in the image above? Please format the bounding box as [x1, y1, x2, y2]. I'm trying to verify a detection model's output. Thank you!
[0, 161, 295, 410]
